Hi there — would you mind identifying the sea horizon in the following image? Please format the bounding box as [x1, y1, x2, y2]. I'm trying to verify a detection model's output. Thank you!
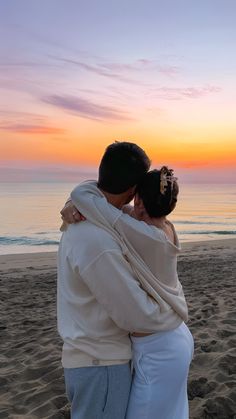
[0, 181, 236, 255]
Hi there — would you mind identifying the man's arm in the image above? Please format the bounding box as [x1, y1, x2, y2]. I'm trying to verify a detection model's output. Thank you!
[77, 248, 162, 333]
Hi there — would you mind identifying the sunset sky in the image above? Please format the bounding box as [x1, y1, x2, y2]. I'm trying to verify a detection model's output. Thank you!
[0, 0, 236, 182]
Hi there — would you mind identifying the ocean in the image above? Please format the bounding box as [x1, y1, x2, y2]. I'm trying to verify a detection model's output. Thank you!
[0, 182, 235, 255]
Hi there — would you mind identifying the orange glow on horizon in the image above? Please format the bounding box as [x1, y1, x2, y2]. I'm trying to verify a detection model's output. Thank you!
[1, 127, 236, 170]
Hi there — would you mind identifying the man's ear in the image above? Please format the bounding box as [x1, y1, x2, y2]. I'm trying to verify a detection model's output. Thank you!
[126, 185, 136, 201]
[130, 186, 136, 195]
[134, 194, 145, 210]
[134, 194, 139, 206]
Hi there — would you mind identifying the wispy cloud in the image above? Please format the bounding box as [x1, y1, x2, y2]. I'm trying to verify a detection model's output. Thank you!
[0, 110, 43, 118]
[0, 62, 48, 68]
[0, 110, 66, 135]
[151, 85, 221, 100]
[0, 123, 65, 135]
[49, 55, 179, 84]
[98, 59, 179, 77]
[42, 95, 134, 121]
[50, 56, 138, 84]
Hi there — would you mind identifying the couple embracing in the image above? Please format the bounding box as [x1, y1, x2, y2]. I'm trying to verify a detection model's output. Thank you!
[57, 141, 194, 419]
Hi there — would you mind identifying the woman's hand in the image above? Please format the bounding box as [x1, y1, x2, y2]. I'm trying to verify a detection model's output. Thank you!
[60, 200, 86, 224]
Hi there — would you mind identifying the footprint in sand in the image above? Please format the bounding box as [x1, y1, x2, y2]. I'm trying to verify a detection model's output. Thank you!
[188, 377, 217, 400]
[203, 396, 236, 418]
[201, 339, 222, 353]
[217, 329, 235, 339]
[218, 354, 236, 376]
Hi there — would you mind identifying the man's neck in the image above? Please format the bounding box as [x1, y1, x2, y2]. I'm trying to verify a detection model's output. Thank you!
[99, 188, 128, 209]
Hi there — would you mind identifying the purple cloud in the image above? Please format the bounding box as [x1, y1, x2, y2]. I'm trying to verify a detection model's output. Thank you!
[42, 95, 134, 121]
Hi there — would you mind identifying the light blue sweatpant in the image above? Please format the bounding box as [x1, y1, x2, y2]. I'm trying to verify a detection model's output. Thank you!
[64, 363, 131, 419]
[126, 322, 194, 419]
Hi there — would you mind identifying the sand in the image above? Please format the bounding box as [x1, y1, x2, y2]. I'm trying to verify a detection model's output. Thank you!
[0, 239, 235, 419]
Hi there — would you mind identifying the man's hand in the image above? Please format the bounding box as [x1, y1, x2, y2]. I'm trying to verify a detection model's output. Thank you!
[60, 200, 86, 224]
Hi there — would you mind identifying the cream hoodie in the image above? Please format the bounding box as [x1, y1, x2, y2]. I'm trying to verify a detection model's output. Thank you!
[71, 181, 188, 322]
[57, 183, 187, 368]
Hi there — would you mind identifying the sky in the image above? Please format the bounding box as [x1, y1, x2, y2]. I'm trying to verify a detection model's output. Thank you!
[0, 0, 236, 182]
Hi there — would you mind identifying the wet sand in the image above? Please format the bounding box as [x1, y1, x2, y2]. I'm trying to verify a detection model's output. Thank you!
[0, 239, 235, 418]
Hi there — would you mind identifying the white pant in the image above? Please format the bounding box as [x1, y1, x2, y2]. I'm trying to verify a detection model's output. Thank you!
[126, 322, 194, 419]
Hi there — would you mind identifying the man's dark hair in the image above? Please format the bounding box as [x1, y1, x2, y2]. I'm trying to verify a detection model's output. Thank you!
[98, 141, 151, 194]
[136, 167, 179, 217]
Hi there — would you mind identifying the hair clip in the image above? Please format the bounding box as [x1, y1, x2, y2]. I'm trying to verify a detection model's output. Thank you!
[160, 168, 177, 195]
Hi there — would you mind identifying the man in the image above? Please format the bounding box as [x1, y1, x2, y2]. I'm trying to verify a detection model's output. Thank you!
[58, 142, 161, 419]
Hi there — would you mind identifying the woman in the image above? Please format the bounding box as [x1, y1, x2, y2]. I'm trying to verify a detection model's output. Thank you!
[61, 167, 194, 419]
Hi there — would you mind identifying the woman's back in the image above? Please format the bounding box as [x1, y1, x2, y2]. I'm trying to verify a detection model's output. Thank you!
[114, 212, 180, 289]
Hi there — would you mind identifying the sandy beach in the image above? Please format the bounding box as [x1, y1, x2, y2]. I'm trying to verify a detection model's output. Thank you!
[0, 239, 236, 419]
